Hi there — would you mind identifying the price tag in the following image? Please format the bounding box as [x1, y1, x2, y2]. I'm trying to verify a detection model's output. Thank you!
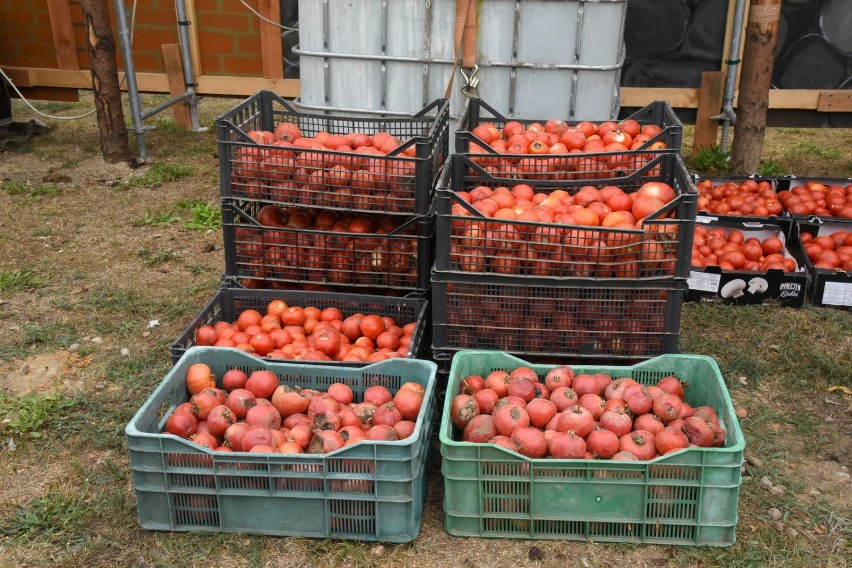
[687, 271, 721, 293]
[821, 282, 852, 307]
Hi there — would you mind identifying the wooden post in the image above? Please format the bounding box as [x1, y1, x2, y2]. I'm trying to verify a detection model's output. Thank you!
[161, 44, 192, 129]
[731, 0, 781, 175]
[181, 0, 203, 75]
[692, 71, 726, 156]
[47, 0, 80, 70]
[259, 0, 284, 80]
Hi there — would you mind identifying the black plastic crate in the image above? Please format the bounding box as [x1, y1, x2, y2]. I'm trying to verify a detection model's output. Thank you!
[686, 216, 810, 308]
[796, 218, 852, 309]
[170, 287, 430, 364]
[222, 199, 434, 293]
[775, 177, 852, 222]
[456, 98, 682, 158]
[435, 154, 697, 280]
[217, 91, 448, 216]
[431, 270, 684, 360]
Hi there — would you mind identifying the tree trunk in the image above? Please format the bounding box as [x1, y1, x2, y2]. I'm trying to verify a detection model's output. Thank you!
[81, 0, 129, 164]
[730, 0, 782, 174]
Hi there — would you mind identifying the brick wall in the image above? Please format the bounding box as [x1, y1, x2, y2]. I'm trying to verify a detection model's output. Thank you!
[0, 0, 272, 77]
[0, 0, 57, 69]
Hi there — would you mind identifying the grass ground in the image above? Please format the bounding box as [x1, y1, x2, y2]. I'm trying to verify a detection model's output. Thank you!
[0, 92, 849, 568]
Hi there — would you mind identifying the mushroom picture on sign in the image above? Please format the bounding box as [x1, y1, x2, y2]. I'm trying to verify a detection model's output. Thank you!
[720, 279, 748, 299]
[747, 277, 769, 295]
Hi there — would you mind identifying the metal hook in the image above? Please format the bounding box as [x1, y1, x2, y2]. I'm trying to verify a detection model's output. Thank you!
[460, 64, 479, 97]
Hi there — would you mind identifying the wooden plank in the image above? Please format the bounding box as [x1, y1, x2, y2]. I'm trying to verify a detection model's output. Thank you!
[621, 87, 700, 108]
[46, 0, 80, 70]
[259, 0, 284, 80]
[196, 75, 300, 97]
[693, 71, 726, 155]
[817, 91, 852, 113]
[13, 87, 80, 102]
[182, 0, 203, 75]
[2, 68, 34, 87]
[9, 68, 301, 97]
[161, 44, 192, 128]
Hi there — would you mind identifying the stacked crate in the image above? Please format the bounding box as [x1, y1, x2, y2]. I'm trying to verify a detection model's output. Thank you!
[172, 91, 450, 361]
[431, 99, 696, 369]
[217, 91, 448, 295]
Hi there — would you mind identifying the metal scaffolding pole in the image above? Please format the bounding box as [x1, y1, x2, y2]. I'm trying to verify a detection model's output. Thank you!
[114, 0, 203, 163]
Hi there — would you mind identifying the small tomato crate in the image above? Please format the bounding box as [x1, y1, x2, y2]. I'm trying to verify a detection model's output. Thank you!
[439, 350, 744, 546]
[796, 217, 852, 309]
[436, 154, 697, 280]
[431, 270, 684, 360]
[456, 98, 683, 156]
[170, 288, 430, 364]
[217, 90, 448, 217]
[686, 216, 809, 308]
[126, 347, 438, 542]
[222, 199, 434, 293]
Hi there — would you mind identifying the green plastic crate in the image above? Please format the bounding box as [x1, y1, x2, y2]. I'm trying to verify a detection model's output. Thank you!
[439, 350, 745, 546]
[126, 346, 437, 542]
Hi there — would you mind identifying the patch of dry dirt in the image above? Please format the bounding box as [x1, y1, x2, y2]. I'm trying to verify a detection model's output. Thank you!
[0, 350, 91, 396]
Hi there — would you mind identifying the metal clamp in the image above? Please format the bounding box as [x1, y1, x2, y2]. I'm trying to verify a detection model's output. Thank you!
[460, 64, 479, 97]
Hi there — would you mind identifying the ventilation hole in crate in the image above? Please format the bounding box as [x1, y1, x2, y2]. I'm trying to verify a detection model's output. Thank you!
[220, 475, 268, 490]
[171, 493, 219, 527]
[483, 517, 531, 534]
[534, 519, 587, 537]
[168, 472, 216, 489]
[633, 370, 674, 385]
[328, 458, 376, 475]
[481, 481, 530, 514]
[588, 521, 637, 538]
[274, 476, 324, 492]
[328, 478, 375, 495]
[646, 485, 699, 520]
[533, 467, 587, 480]
[648, 464, 701, 482]
[646, 522, 697, 541]
[481, 461, 530, 478]
[328, 499, 376, 535]
[362, 373, 401, 390]
[589, 467, 646, 481]
[165, 453, 214, 469]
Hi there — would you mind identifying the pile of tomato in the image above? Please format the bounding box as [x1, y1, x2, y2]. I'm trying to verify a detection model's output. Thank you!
[801, 229, 852, 271]
[233, 205, 421, 286]
[447, 181, 681, 277]
[691, 226, 797, 272]
[193, 299, 418, 363]
[449, 365, 725, 461]
[167, 362, 425, 454]
[230, 125, 419, 206]
[696, 178, 852, 219]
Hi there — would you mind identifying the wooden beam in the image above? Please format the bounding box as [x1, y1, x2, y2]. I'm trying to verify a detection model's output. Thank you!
[196, 75, 299, 97]
[14, 66, 843, 110]
[2, 68, 34, 87]
[181, 0, 203, 76]
[46, 0, 80, 70]
[621, 87, 700, 109]
[693, 71, 726, 155]
[161, 44, 192, 128]
[13, 87, 80, 102]
[817, 91, 852, 113]
[259, 0, 284, 80]
[4, 67, 301, 98]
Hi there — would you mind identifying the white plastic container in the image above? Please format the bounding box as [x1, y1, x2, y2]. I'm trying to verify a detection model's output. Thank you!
[295, 0, 626, 126]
